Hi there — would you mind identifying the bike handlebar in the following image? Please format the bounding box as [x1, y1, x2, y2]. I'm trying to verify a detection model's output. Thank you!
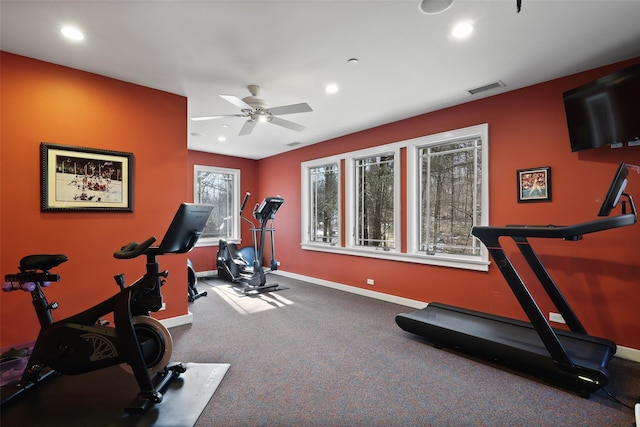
[114, 236, 157, 259]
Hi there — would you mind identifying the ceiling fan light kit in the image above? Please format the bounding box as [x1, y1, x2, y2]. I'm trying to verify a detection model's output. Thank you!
[191, 85, 313, 136]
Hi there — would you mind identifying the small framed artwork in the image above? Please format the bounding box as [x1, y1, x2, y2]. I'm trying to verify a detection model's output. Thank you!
[517, 166, 551, 203]
[41, 143, 134, 212]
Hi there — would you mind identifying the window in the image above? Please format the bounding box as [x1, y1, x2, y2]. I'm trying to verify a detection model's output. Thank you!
[309, 164, 339, 244]
[407, 124, 489, 268]
[354, 153, 396, 249]
[302, 124, 488, 271]
[419, 138, 483, 256]
[345, 146, 401, 253]
[302, 160, 340, 246]
[194, 165, 240, 246]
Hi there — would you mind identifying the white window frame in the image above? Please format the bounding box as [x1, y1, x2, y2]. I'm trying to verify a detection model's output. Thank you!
[407, 124, 489, 270]
[345, 146, 401, 253]
[193, 165, 241, 247]
[301, 156, 342, 247]
[300, 124, 489, 271]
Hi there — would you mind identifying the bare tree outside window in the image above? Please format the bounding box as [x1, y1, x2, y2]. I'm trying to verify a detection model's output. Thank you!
[310, 164, 339, 244]
[420, 138, 482, 256]
[355, 154, 395, 248]
[194, 165, 240, 245]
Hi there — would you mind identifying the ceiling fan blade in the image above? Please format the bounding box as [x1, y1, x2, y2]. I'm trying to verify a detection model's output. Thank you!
[239, 119, 257, 136]
[220, 94, 253, 111]
[269, 102, 313, 115]
[190, 114, 246, 121]
[270, 116, 306, 132]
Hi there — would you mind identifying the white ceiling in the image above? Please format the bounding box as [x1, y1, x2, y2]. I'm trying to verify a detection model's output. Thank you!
[2, 1, 640, 160]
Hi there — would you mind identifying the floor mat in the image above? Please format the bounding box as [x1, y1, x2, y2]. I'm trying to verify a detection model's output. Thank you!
[0, 362, 229, 427]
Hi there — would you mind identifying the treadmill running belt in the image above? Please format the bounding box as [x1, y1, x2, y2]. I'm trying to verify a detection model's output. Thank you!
[396, 302, 616, 396]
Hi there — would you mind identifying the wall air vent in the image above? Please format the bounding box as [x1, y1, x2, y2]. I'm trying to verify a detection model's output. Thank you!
[467, 80, 505, 95]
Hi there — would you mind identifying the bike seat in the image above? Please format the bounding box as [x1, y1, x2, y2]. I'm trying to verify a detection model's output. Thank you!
[20, 254, 68, 271]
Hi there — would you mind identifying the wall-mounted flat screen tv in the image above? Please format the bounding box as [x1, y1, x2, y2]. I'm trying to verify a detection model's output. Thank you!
[563, 61, 640, 152]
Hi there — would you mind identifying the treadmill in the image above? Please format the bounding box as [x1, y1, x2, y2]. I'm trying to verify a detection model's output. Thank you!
[396, 162, 637, 396]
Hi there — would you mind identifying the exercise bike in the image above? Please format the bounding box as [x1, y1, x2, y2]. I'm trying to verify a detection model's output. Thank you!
[1, 202, 214, 414]
[217, 192, 284, 294]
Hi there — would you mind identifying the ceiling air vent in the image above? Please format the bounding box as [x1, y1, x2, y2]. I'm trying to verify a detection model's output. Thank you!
[467, 80, 505, 95]
[286, 141, 302, 147]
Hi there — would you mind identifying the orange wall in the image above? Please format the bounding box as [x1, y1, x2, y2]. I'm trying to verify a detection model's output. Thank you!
[186, 150, 259, 272]
[259, 58, 640, 349]
[3, 51, 640, 353]
[1, 52, 190, 348]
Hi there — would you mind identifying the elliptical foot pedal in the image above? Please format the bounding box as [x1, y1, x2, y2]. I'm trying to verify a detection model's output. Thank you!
[244, 283, 279, 295]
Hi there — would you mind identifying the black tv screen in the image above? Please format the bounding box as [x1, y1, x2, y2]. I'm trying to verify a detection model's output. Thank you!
[563, 62, 640, 152]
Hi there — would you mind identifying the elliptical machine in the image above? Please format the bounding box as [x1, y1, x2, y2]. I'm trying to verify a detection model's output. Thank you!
[187, 258, 207, 302]
[216, 192, 284, 294]
[1, 203, 214, 413]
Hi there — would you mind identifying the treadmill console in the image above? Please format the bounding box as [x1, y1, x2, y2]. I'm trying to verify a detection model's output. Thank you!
[597, 162, 634, 218]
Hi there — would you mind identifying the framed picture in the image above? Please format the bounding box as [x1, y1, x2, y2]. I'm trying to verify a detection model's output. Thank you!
[41, 143, 134, 212]
[517, 166, 551, 203]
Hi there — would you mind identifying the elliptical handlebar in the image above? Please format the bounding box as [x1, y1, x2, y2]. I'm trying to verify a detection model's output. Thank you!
[240, 192, 251, 215]
[114, 236, 157, 259]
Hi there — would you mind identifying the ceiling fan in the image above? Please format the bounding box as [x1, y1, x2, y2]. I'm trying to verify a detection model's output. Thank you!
[191, 85, 313, 136]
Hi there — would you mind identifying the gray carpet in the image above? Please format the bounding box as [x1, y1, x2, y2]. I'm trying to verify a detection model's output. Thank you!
[171, 274, 640, 426]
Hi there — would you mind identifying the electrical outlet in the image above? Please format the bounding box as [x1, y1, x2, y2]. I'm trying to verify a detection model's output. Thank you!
[366, 278, 375, 285]
[549, 312, 565, 324]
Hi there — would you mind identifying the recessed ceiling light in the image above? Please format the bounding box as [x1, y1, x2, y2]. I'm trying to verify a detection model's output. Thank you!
[217, 136, 227, 142]
[451, 21, 474, 39]
[61, 26, 85, 41]
[325, 83, 339, 94]
[419, 0, 453, 15]
[347, 58, 359, 64]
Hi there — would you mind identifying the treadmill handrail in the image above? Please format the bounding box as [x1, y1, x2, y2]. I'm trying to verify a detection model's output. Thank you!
[472, 213, 636, 244]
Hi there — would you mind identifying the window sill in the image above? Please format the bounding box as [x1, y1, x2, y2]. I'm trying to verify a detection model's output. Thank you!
[300, 243, 489, 271]
[196, 237, 243, 248]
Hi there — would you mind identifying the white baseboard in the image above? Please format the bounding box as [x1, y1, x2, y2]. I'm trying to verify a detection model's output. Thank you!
[196, 270, 217, 278]
[161, 311, 194, 329]
[271, 269, 640, 363]
[615, 345, 640, 363]
[271, 270, 427, 309]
